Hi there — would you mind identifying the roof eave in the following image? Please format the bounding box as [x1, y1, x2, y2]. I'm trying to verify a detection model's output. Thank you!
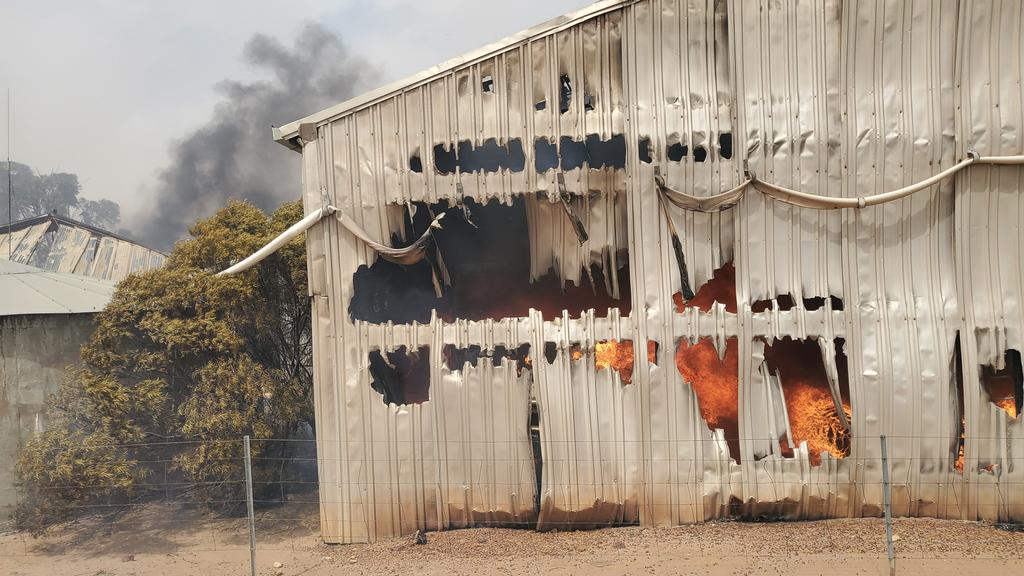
[272, 0, 632, 151]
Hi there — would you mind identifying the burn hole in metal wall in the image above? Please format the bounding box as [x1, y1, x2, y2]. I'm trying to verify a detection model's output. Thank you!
[953, 341, 1022, 473]
[762, 337, 851, 466]
[413, 135, 629, 174]
[638, 133, 732, 164]
[674, 261, 737, 313]
[412, 136, 627, 178]
[751, 294, 844, 313]
[368, 346, 431, 405]
[441, 343, 532, 374]
[562, 340, 659, 384]
[952, 333, 966, 472]
[349, 196, 631, 324]
[980, 349, 1023, 419]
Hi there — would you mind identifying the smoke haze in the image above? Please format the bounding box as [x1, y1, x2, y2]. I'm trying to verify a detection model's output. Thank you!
[133, 24, 378, 250]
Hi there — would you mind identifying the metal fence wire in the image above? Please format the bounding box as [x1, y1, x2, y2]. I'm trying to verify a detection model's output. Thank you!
[1, 435, 1022, 574]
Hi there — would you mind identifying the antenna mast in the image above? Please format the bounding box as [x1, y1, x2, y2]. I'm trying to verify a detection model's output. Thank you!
[6, 89, 11, 258]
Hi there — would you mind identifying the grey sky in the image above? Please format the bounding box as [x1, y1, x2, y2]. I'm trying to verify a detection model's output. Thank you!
[1, 0, 590, 226]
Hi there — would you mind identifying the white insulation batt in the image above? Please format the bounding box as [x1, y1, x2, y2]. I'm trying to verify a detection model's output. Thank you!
[275, 0, 1024, 542]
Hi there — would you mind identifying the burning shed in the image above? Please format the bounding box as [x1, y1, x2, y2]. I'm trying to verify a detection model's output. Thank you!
[263, 0, 1024, 543]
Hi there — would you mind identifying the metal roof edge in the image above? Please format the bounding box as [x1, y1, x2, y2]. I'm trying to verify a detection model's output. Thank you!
[0, 260, 117, 317]
[272, 0, 633, 150]
[1, 212, 166, 256]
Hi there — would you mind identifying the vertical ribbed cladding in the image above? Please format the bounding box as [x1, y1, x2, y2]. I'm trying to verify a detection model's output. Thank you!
[532, 308, 644, 529]
[728, 0, 843, 516]
[955, 0, 1024, 523]
[840, 0, 961, 522]
[728, 0, 965, 521]
[621, 0, 741, 528]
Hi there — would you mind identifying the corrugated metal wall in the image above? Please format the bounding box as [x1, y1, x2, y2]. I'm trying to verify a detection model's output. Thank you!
[291, 0, 1024, 542]
[955, 0, 1024, 522]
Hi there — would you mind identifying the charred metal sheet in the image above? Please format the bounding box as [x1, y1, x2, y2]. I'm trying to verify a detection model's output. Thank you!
[0, 213, 165, 282]
[279, 0, 1024, 542]
[556, 173, 589, 245]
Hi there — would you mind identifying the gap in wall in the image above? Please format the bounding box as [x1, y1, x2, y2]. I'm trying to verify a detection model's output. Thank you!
[763, 337, 850, 466]
[981, 349, 1022, 419]
[952, 333, 966, 472]
[676, 337, 740, 462]
[674, 261, 737, 313]
[368, 345, 430, 405]
[349, 197, 631, 323]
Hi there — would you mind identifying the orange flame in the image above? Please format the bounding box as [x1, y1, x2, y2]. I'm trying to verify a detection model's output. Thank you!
[780, 384, 851, 464]
[676, 338, 740, 461]
[955, 416, 965, 472]
[673, 262, 737, 313]
[764, 338, 850, 466]
[994, 398, 1018, 418]
[981, 363, 1018, 419]
[594, 340, 657, 384]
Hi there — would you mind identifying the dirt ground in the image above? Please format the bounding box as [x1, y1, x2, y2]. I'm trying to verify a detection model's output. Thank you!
[2, 503, 1021, 576]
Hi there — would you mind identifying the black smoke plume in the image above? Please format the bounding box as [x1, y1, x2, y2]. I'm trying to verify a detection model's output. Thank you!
[134, 24, 378, 250]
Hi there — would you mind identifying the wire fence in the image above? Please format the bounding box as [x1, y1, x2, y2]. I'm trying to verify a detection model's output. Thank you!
[1, 435, 1022, 573]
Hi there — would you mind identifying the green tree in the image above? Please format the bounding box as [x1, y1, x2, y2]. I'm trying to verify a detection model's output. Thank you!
[15, 199, 312, 530]
[77, 198, 121, 230]
[1, 161, 121, 228]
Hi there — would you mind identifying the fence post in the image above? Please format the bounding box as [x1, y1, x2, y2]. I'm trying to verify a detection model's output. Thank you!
[244, 435, 257, 576]
[879, 434, 896, 576]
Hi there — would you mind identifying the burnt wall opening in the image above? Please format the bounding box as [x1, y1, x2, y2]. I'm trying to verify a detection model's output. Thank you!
[530, 399, 542, 511]
[368, 346, 430, 405]
[533, 135, 627, 172]
[981, 348, 1022, 419]
[442, 343, 532, 374]
[751, 294, 844, 313]
[349, 197, 630, 324]
[763, 337, 850, 466]
[676, 337, 740, 461]
[674, 262, 737, 313]
[953, 333, 966, 472]
[564, 340, 658, 384]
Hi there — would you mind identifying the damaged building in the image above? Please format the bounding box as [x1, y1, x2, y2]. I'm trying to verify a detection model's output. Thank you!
[0, 212, 166, 282]
[268, 0, 1024, 542]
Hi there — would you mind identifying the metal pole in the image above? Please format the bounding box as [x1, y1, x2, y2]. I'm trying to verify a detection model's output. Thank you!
[243, 435, 257, 576]
[880, 434, 896, 576]
[7, 89, 12, 258]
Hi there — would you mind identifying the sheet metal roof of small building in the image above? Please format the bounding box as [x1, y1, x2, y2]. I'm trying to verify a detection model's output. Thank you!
[0, 258, 115, 317]
[0, 213, 166, 282]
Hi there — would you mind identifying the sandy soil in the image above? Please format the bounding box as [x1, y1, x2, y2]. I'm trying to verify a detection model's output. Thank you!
[1, 503, 1021, 576]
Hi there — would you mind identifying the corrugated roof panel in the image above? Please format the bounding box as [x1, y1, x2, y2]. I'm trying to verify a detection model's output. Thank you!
[10, 222, 50, 262]
[0, 224, 32, 257]
[0, 259, 115, 316]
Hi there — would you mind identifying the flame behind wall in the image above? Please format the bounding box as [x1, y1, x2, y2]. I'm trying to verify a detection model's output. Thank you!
[763, 338, 851, 466]
[676, 338, 741, 461]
